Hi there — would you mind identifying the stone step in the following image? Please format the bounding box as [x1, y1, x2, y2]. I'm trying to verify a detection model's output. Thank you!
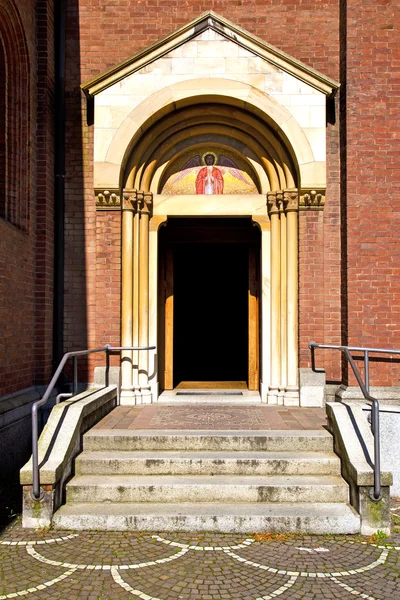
[75, 450, 341, 477]
[84, 429, 333, 452]
[66, 474, 348, 504]
[53, 501, 360, 534]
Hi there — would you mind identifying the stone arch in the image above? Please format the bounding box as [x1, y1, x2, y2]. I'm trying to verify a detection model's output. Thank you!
[118, 78, 303, 405]
[95, 79, 318, 192]
[0, 0, 30, 231]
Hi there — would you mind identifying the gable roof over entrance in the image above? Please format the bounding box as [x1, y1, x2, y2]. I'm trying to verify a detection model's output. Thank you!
[82, 11, 339, 98]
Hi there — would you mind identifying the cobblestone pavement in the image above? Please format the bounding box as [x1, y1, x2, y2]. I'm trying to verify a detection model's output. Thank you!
[94, 405, 327, 431]
[1, 512, 400, 600]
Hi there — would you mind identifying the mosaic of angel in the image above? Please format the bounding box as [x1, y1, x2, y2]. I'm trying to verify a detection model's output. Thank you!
[171, 151, 252, 195]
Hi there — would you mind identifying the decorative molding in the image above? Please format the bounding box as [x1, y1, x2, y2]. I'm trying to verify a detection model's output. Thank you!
[95, 189, 120, 210]
[122, 189, 153, 215]
[267, 190, 299, 215]
[267, 191, 281, 215]
[299, 189, 326, 211]
[138, 192, 153, 217]
[283, 189, 299, 212]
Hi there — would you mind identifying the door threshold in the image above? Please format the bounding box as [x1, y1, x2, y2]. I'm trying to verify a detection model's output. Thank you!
[175, 381, 248, 390]
[158, 388, 262, 404]
[176, 391, 243, 396]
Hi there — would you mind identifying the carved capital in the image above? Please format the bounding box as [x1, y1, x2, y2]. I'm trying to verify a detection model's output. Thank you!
[267, 191, 284, 216]
[137, 191, 153, 217]
[283, 189, 299, 213]
[122, 188, 139, 211]
[95, 189, 120, 210]
[299, 189, 326, 211]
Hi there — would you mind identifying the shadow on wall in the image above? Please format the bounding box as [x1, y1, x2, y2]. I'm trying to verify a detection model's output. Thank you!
[0, 0, 88, 531]
[0, 388, 59, 533]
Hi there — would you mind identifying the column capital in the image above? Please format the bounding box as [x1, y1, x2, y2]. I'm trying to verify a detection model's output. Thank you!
[137, 191, 153, 217]
[283, 189, 299, 213]
[267, 191, 284, 215]
[122, 188, 139, 211]
[122, 189, 153, 214]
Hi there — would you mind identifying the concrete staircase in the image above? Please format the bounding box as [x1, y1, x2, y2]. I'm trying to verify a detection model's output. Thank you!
[53, 428, 360, 533]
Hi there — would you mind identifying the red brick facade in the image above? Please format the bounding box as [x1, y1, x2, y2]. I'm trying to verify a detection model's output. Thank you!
[344, 0, 400, 386]
[1, 0, 399, 395]
[0, 0, 55, 395]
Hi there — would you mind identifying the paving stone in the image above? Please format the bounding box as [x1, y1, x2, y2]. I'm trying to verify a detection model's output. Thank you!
[0, 519, 400, 600]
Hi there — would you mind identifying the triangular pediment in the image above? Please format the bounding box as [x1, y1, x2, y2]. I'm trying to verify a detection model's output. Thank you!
[82, 11, 339, 97]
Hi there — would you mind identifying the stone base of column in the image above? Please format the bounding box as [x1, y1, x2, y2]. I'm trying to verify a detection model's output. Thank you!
[120, 387, 156, 405]
[284, 386, 300, 406]
[260, 381, 269, 403]
[267, 387, 279, 404]
[120, 388, 137, 405]
[140, 387, 152, 404]
[150, 381, 159, 402]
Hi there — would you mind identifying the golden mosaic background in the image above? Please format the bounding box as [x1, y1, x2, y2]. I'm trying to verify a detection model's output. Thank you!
[160, 146, 259, 195]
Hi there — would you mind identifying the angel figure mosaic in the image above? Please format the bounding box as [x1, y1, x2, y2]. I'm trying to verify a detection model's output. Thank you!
[160, 149, 259, 195]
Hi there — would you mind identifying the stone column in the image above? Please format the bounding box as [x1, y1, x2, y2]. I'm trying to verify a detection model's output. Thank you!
[120, 190, 136, 401]
[284, 189, 299, 405]
[252, 216, 271, 403]
[138, 192, 153, 402]
[279, 206, 287, 403]
[148, 216, 167, 401]
[267, 191, 282, 404]
[132, 200, 140, 399]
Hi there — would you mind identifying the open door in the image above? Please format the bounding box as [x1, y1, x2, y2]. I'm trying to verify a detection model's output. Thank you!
[248, 246, 260, 390]
[164, 247, 174, 390]
[159, 218, 260, 391]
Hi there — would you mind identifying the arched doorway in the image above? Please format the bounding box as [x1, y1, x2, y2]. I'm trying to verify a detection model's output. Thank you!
[119, 93, 300, 404]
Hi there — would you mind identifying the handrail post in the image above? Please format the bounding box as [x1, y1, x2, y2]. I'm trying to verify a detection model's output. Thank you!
[73, 356, 78, 395]
[364, 350, 370, 395]
[105, 344, 110, 387]
[310, 341, 316, 371]
[31, 403, 42, 500]
[370, 399, 382, 501]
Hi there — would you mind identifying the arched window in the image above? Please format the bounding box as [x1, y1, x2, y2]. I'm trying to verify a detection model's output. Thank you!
[0, 38, 6, 216]
[0, 0, 30, 232]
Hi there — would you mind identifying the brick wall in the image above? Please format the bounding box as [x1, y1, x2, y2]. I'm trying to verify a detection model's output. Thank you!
[0, 0, 55, 396]
[344, 0, 400, 386]
[34, 0, 55, 385]
[0, 0, 36, 396]
[95, 211, 121, 368]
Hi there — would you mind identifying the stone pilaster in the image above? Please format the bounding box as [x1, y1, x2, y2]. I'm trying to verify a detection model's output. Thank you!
[267, 191, 282, 404]
[138, 192, 153, 403]
[120, 189, 153, 404]
[283, 189, 299, 405]
[266, 189, 299, 406]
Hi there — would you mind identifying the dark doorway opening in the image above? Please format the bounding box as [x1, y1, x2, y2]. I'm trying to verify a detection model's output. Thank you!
[158, 218, 260, 390]
[174, 242, 248, 385]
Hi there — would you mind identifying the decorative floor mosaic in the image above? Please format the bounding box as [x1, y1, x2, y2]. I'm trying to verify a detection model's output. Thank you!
[0, 523, 399, 600]
[94, 405, 327, 431]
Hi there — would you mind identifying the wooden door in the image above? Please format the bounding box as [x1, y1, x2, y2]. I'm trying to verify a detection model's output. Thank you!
[248, 246, 260, 390]
[163, 247, 174, 389]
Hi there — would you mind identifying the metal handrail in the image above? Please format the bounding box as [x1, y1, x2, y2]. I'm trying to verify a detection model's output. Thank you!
[309, 341, 400, 502]
[31, 344, 155, 500]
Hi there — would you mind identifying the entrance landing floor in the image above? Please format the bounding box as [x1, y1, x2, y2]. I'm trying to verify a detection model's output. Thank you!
[94, 404, 327, 431]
